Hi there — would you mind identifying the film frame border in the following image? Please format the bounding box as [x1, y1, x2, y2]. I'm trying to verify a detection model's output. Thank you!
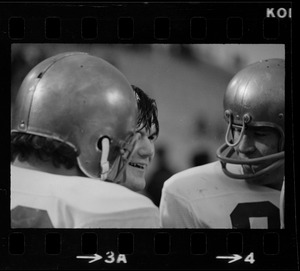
[1, 1, 297, 270]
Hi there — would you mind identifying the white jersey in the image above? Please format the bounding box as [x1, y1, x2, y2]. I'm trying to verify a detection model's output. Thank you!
[160, 161, 281, 229]
[11, 165, 160, 228]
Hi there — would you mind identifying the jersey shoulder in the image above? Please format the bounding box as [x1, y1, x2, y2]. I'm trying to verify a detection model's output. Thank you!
[11, 165, 157, 212]
[11, 165, 159, 228]
[162, 161, 241, 201]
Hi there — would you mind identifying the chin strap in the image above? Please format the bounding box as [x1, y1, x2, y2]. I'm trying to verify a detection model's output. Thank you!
[110, 133, 140, 184]
[100, 137, 110, 181]
[103, 132, 141, 184]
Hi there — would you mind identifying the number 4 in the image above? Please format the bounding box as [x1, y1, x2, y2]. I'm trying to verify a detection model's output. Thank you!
[244, 252, 255, 264]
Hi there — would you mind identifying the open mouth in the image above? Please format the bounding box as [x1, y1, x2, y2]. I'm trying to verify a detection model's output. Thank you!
[129, 162, 146, 169]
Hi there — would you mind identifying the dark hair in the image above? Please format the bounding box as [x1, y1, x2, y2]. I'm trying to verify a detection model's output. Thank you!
[131, 85, 159, 136]
[11, 132, 78, 169]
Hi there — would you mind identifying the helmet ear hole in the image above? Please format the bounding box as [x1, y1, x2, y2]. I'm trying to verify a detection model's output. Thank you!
[97, 136, 111, 151]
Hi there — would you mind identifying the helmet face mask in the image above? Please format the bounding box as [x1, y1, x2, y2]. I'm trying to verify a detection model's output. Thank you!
[216, 59, 285, 179]
[11, 52, 138, 181]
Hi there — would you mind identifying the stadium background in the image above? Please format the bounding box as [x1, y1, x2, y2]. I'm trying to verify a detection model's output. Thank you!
[11, 44, 284, 204]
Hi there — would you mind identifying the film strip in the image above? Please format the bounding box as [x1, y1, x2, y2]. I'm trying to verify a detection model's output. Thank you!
[1, 2, 297, 270]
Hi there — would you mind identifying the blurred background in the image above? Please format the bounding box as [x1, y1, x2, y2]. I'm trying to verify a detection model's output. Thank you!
[11, 43, 284, 205]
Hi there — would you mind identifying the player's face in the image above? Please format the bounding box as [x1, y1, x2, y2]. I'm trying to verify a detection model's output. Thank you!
[233, 126, 283, 187]
[124, 125, 157, 192]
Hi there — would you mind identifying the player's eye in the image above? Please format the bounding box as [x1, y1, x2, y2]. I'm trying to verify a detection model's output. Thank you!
[148, 133, 158, 142]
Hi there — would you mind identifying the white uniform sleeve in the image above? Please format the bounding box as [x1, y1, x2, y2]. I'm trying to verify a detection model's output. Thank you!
[11, 165, 161, 228]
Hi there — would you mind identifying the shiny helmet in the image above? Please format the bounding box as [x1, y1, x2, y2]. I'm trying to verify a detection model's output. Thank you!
[216, 59, 285, 179]
[11, 52, 139, 182]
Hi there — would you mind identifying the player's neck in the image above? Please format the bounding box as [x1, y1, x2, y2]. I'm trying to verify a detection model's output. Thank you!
[266, 165, 284, 191]
[12, 156, 84, 177]
[265, 181, 283, 191]
[259, 170, 284, 191]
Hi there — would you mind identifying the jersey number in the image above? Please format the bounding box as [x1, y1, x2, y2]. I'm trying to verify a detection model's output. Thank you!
[230, 201, 280, 229]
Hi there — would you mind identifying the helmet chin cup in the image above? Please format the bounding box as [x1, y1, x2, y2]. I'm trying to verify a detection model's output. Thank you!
[216, 143, 284, 179]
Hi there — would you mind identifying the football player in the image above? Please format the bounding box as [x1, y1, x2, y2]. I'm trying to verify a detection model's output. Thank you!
[11, 52, 159, 228]
[160, 59, 285, 229]
[124, 85, 159, 192]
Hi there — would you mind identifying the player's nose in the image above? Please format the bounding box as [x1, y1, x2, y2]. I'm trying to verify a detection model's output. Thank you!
[237, 133, 256, 155]
[138, 137, 154, 158]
